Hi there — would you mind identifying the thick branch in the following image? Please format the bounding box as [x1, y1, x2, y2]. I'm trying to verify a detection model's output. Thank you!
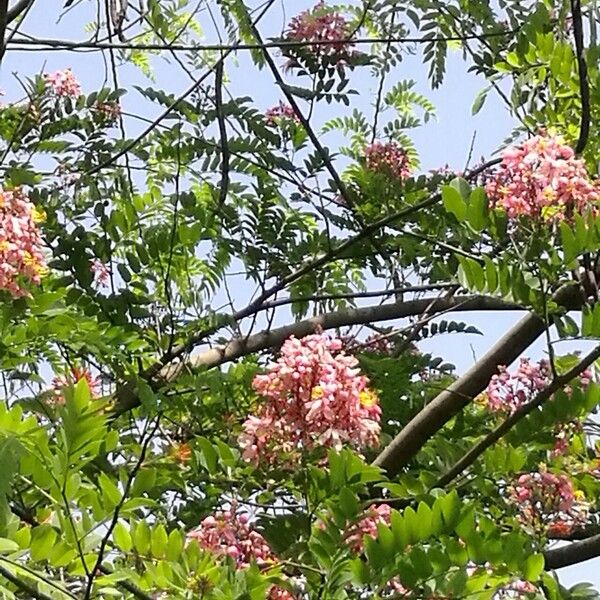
[373, 285, 583, 475]
[435, 343, 600, 488]
[544, 533, 600, 570]
[114, 294, 521, 414]
[6, 0, 33, 22]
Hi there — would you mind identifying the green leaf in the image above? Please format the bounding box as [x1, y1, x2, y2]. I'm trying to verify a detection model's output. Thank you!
[113, 521, 132, 552]
[442, 185, 467, 221]
[0, 538, 18, 554]
[523, 553, 545, 580]
[471, 86, 490, 115]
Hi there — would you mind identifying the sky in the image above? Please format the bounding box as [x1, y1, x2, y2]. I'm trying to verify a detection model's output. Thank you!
[2, 0, 599, 590]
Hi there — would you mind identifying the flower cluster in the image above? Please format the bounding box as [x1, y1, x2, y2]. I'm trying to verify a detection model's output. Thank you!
[94, 101, 121, 124]
[44, 69, 81, 98]
[344, 503, 392, 553]
[365, 142, 412, 181]
[0, 188, 48, 297]
[550, 420, 582, 459]
[187, 509, 295, 599]
[238, 332, 381, 465]
[51, 366, 101, 406]
[485, 134, 600, 221]
[265, 102, 300, 127]
[493, 580, 537, 599]
[486, 358, 551, 413]
[285, 2, 353, 64]
[91, 258, 110, 287]
[510, 470, 588, 535]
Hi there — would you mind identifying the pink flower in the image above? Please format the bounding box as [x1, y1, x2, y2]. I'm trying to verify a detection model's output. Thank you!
[50, 366, 101, 406]
[91, 258, 110, 287]
[95, 101, 121, 124]
[486, 134, 600, 222]
[284, 2, 354, 65]
[265, 102, 300, 127]
[0, 188, 47, 297]
[344, 504, 392, 553]
[238, 332, 381, 466]
[44, 69, 81, 98]
[187, 508, 296, 598]
[486, 358, 550, 413]
[509, 470, 587, 534]
[365, 141, 412, 181]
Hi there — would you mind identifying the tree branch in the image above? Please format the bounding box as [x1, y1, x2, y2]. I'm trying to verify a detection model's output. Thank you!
[570, 0, 590, 154]
[373, 285, 584, 475]
[114, 294, 526, 415]
[0, 563, 54, 600]
[6, 0, 33, 22]
[544, 533, 600, 570]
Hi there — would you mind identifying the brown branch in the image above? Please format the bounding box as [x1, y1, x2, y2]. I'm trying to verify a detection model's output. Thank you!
[5, 29, 517, 53]
[0, 0, 8, 63]
[6, 0, 32, 22]
[214, 60, 230, 208]
[434, 342, 600, 488]
[373, 285, 584, 475]
[544, 533, 600, 570]
[570, 0, 590, 154]
[114, 294, 525, 415]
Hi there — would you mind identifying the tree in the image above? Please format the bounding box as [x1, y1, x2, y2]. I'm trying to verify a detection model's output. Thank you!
[0, 0, 598, 597]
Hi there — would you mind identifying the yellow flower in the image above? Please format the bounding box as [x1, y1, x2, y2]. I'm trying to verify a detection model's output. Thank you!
[31, 207, 46, 223]
[574, 490, 586, 502]
[0, 240, 8, 253]
[359, 389, 378, 408]
[311, 386, 323, 399]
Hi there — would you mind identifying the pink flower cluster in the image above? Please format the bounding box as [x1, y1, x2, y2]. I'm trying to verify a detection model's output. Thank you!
[51, 366, 101, 406]
[365, 142, 412, 181]
[285, 2, 353, 63]
[91, 258, 110, 287]
[550, 420, 583, 459]
[494, 580, 537, 599]
[238, 332, 381, 465]
[486, 358, 550, 413]
[486, 135, 600, 221]
[510, 471, 588, 535]
[265, 102, 300, 127]
[95, 101, 121, 124]
[44, 69, 81, 98]
[0, 188, 47, 297]
[344, 503, 392, 553]
[187, 509, 294, 599]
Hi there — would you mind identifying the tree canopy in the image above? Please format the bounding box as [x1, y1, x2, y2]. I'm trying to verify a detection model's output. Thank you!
[0, 0, 600, 598]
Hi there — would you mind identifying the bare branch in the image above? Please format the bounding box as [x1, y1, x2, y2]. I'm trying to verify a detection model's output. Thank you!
[544, 533, 600, 570]
[571, 0, 591, 154]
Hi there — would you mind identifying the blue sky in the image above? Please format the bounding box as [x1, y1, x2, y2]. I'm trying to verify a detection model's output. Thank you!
[3, 0, 598, 589]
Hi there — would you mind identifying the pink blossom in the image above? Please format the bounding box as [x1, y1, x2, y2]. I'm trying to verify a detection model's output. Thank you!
[486, 358, 550, 413]
[44, 69, 81, 98]
[265, 102, 300, 127]
[50, 366, 101, 406]
[187, 508, 296, 598]
[486, 134, 600, 222]
[95, 101, 121, 124]
[91, 258, 110, 287]
[238, 332, 381, 466]
[365, 141, 412, 181]
[0, 188, 47, 297]
[344, 503, 392, 553]
[285, 2, 353, 65]
[509, 470, 588, 534]
[494, 580, 538, 598]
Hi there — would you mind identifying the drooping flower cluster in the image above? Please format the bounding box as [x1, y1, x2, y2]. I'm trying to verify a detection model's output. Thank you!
[265, 102, 300, 127]
[485, 134, 600, 221]
[550, 420, 583, 459]
[284, 2, 353, 64]
[510, 471, 588, 535]
[187, 509, 295, 599]
[238, 332, 382, 465]
[344, 503, 392, 553]
[51, 367, 101, 406]
[365, 142, 412, 181]
[493, 580, 537, 599]
[91, 258, 110, 287]
[44, 68, 81, 98]
[486, 358, 551, 413]
[0, 188, 48, 297]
